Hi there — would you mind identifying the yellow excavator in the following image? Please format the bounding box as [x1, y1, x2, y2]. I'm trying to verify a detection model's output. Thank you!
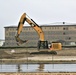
[15, 13, 62, 51]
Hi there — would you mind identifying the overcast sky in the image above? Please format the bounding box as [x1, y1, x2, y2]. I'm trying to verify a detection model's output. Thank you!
[0, 0, 76, 39]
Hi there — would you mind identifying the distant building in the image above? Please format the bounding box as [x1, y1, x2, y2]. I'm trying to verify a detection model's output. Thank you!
[0, 39, 5, 46]
[4, 22, 76, 47]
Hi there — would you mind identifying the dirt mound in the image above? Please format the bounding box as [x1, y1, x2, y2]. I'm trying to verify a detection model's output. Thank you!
[0, 50, 11, 58]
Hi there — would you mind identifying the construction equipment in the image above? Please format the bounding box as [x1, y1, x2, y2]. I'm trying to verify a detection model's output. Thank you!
[15, 13, 62, 52]
[49, 42, 62, 50]
[47, 42, 62, 54]
[15, 13, 48, 50]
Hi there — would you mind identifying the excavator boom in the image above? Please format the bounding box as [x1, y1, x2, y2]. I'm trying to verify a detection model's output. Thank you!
[15, 13, 45, 46]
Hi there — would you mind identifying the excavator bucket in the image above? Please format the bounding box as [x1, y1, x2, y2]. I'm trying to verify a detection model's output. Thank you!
[15, 36, 28, 45]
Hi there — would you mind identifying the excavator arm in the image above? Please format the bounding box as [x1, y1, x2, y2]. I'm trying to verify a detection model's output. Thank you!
[15, 13, 48, 49]
[15, 13, 45, 45]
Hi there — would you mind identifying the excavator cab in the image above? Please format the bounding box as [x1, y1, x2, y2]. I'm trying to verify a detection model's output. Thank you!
[37, 40, 48, 50]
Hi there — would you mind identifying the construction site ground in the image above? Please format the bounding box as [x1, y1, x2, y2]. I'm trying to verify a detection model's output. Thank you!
[0, 48, 76, 64]
[0, 48, 76, 75]
[0, 72, 76, 75]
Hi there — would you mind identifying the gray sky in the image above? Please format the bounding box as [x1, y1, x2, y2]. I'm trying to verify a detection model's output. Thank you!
[0, 0, 76, 39]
